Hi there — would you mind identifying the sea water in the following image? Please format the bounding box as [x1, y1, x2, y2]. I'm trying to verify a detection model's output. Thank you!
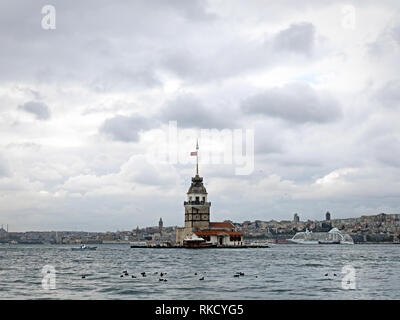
[0, 244, 399, 299]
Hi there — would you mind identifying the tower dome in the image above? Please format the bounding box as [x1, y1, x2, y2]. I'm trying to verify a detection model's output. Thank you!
[187, 175, 207, 195]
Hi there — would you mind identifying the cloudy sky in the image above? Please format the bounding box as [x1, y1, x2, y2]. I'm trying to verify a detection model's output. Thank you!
[1, 0, 400, 231]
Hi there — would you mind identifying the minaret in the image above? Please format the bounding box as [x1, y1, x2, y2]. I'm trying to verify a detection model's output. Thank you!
[184, 141, 211, 234]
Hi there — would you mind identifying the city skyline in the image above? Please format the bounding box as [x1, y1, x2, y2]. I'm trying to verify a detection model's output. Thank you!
[0, 210, 391, 233]
[1, 1, 400, 231]
[2, 212, 399, 247]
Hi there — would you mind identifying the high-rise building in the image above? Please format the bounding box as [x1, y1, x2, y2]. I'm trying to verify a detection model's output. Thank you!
[293, 213, 300, 223]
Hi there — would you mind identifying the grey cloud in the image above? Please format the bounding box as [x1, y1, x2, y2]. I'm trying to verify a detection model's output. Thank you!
[368, 22, 400, 57]
[241, 82, 342, 124]
[18, 101, 50, 120]
[372, 135, 400, 167]
[376, 79, 400, 108]
[100, 115, 151, 142]
[0, 0, 323, 88]
[160, 41, 262, 84]
[273, 22, 316, 55]
[161, 22, 318, 84]
[255, 136, 283, 155]
[89, 66, 162, 92]
[0, 156, 10, 177]
[360, 119, 400, 168]
[0, 0, 213, 87]
[391, 25, 400, 46]
[252, 120, 285, 155]
[168, 0, 216, 21]
[160, 94, 237, 129]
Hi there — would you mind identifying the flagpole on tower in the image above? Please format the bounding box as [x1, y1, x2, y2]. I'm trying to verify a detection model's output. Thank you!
[196, 139, 199, 176]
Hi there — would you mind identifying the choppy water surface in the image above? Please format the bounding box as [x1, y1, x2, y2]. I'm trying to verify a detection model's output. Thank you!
[0, 244, 399, 299]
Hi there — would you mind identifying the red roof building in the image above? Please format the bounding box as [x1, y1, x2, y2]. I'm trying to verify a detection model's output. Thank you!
[209, 222, 234, 229]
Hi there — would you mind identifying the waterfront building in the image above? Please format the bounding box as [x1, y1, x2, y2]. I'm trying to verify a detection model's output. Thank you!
[176, 143, 244, 246]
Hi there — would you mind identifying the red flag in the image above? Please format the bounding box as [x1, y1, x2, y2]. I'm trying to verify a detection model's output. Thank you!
[190, 152, 197, 156]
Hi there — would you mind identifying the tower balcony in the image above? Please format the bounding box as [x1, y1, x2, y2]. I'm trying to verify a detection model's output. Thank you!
[184, 200, 211, 206]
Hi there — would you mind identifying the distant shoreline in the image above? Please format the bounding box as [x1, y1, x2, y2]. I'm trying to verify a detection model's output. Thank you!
[2, 242, 400, 245]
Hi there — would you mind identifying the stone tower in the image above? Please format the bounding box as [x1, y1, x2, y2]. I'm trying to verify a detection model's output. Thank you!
[326, 211, 331, 221]
[159, 217, 163, 233]
[183, 141, 211, 234]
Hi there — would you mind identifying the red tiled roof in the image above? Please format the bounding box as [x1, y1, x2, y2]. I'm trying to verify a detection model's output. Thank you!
[195, 230, 243, 236]
[209, 222, 234, 228]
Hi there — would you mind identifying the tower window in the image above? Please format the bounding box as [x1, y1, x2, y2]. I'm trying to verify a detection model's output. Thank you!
[196, 196, 199, 202]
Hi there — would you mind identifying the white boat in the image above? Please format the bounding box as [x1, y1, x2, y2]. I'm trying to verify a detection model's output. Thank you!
[183, 233, 217, 248]
[289, 228, 354, 245]
[129, 241, 147, 247]
[71, 244, 97, 251]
